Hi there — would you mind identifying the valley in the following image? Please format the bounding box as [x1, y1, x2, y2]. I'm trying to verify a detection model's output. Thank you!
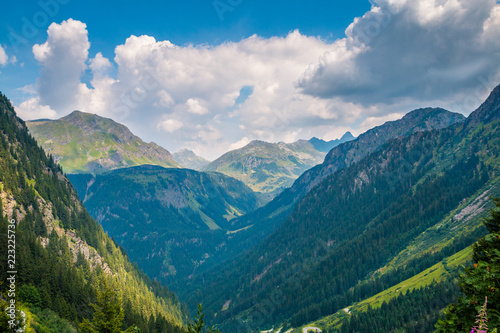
[1, 84, 499, 332]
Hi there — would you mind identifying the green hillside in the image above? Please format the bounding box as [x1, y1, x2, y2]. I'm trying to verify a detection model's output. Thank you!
[0, 93, 187, 332]
[27, 111, 180, 174]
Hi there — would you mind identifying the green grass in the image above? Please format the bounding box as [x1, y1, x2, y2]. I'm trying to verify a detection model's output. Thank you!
[298, 247, 473, 332]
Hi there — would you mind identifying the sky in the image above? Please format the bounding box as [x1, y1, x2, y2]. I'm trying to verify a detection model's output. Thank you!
[0, 0, 499, 160]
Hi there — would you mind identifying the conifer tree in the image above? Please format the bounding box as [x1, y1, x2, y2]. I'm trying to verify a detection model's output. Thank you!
[435, 198, 500, 332]
[80, 279, 127, 333]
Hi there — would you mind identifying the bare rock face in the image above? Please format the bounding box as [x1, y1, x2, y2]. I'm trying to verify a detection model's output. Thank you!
[1, 183, 113, 275]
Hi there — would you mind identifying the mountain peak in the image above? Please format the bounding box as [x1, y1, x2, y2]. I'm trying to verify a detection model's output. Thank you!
[27, 112, 179, 174]
[309, 132, 356, 153]
[172, 149, 210, 170]
[466, 84, 500, 126]
[341, 131, 355, 141]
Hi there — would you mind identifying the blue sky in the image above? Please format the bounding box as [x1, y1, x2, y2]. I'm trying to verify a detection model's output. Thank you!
[0, 0, 370, 101]
[0, 0, 499, 159]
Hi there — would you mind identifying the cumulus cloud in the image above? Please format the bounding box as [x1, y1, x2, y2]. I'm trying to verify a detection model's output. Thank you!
[19, 3, 500, 158]
[186, 98, 209, 115]
[32, 19, 91, 113]
[297, 0, 500, 106]
[16, 97, 57, 120]
[157, 117, 183, 133]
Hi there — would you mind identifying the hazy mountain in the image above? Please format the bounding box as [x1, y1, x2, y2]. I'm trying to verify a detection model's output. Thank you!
[173, 149, 210, 170]
[0, 93, 187, 332]
[68, 165, 266, 284]
[203, 139, 326, 197]
[27, 111, 180, 174]
[308, 131, 355, 152]
[181, 86, 499, 332]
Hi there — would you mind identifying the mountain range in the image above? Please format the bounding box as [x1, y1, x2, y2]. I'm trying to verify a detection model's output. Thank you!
[179, 87, 499, 332]
[7, 84, 500, 333]
[28, 111, 356, 197]
[216, 107, 466, 257]
[203, 134, 355, 197]
[172, 149, 211, 170]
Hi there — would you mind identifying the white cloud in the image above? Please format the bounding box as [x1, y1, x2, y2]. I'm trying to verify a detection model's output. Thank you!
[32, 19, 91, 113]
[297, 0, 500, 106]
[186, 98, 209, 115]
[229, 137, 251, 150]
[157, 117, 183, 133]
[15, 97, 57, 120]
[359, 113, 406, 133]
[0, 45, 8, 65]
[89, 52, 112, 75]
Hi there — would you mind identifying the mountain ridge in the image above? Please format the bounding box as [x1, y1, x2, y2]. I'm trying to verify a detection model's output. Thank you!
[203, 139, 327, 196]
[219, 107, 466, 254]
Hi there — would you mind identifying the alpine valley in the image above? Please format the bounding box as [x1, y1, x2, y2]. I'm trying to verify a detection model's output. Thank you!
[1, 84, 499, 333]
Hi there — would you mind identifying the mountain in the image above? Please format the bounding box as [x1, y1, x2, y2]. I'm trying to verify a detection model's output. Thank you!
[27, 111, 179, 174]
[203, 139, 327, 197]
[68, 165, 266, 285]
[218, 107, 466, 257]
[173, 149, 210, 170]
[308, 131, 355, 153]
[0, 93, 187, 332]
[181, 89, 499, 332]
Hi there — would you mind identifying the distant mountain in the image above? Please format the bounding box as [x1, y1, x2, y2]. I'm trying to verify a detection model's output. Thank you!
[68, 165, 266, 284]
[308, 131, 355, 152]
[0, 93, 186, 332]
[27, 111, 179, 174]
[184, 87, 499, 332]
[173, 149, 210, 170]
[203, 140, 326, 196]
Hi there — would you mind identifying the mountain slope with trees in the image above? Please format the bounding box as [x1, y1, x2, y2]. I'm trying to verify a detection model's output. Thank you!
[68, 165, 266, 285]
[0, 93, 187, 332]
[183, 86, 499, 332]
[210, 108, 466, 266]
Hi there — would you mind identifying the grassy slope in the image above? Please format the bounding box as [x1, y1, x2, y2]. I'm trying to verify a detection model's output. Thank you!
[204, 140, 326, 196]
[27, 111, 179, 174]
[301, 247, 472, 333]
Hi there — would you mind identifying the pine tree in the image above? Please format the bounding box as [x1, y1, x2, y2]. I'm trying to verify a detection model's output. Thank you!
[187, 304, 221, 333]
[80, 279, 128, 333]
[435, 198, 500, 332]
